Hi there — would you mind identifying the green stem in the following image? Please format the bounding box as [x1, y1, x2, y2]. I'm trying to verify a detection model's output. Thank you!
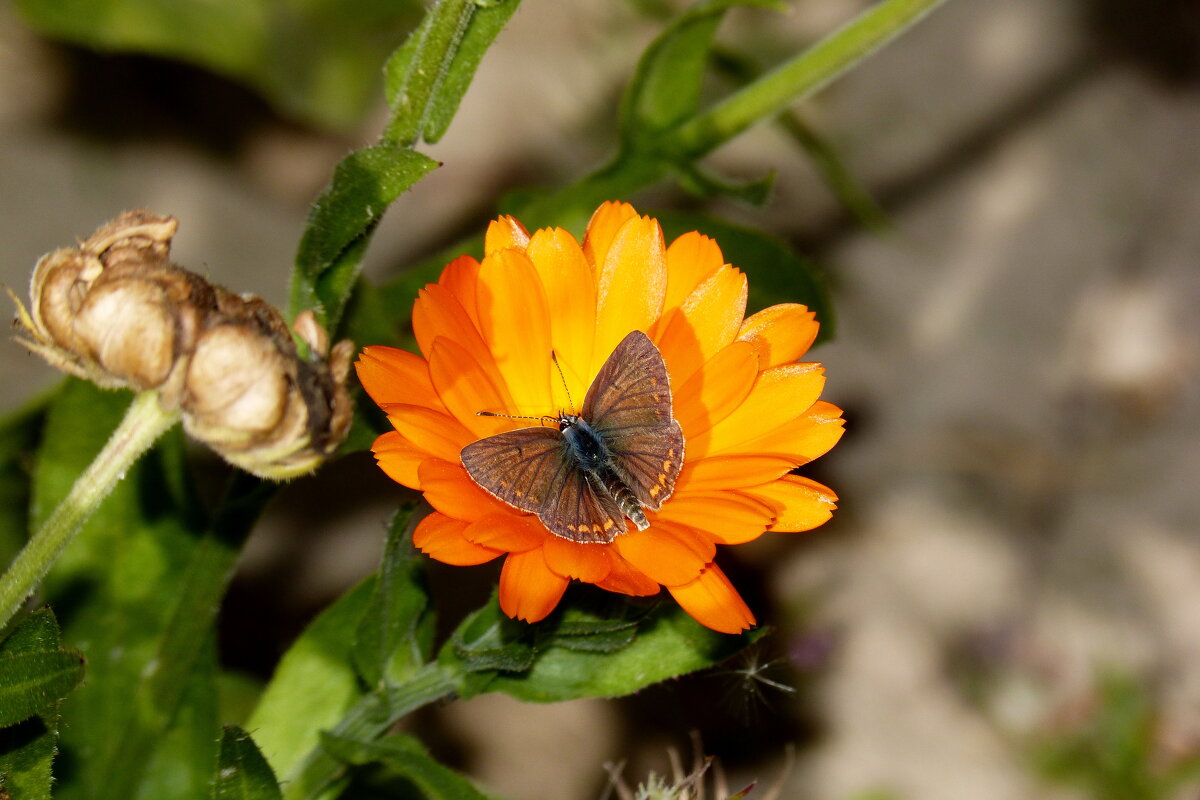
[283, 663, 460, 800]
[0, 390, 180, 631]
[670, 0, 955, 158]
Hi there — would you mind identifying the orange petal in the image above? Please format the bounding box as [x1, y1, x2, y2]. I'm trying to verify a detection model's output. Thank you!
[742, 475, 838, 532]
[667, 562, 755, 634]
[581, 201, 638, 273]
[672, 341, 758, 440]
[663, 231, 726, 314]
[657, 266, 748, 385]
[412, 284, 499, 387]
[592, 215, 667, 374]
[594, 551, 661, 596]
[499, 549, 569, 623]
[464, 512, 546, 553]
[688, 362, 826, 460]
[417, 458, 510, 522]
[371, 430, 426, 489]
[674, 454, 795, 492]
[541, 536, 612, 583]
[525, 227, 596, 409]
[413, 512, 503, 566]
[428, 336, 516, 438]
[387, 404, 475, 462]
[722, 400, 845, 463]
[737, 304, 819, 367]
[484, 215, 530, 255]
[356, 346, 442, 412]
[476, 248, 555, 416]
[613, 521, 713, 587]
[438, 255, 483, 327]
[654, 492, 775, 545]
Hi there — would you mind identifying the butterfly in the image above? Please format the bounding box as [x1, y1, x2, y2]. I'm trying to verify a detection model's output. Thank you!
[460, 330, 685, 544]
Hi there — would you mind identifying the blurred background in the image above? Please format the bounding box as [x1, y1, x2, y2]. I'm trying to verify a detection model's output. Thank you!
[2, 0, 1199, 798]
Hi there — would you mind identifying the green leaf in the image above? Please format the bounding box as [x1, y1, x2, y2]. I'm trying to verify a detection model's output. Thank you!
[439, 594, 534, 694]
[0, 708, 59, 799]
[382, 0, 521, 145]
[0, 609, 84, 728]
[245, 578, 376, 785]
[212, 727, 283, 800]
[654, 210, 835, 342]
[0, 393, 48, 571]
[13, 0, 424, 129]
[353, 506, 434, 690]
[620, 0, 783, 145]
[322, 731, 495, 800]
[31, 380, 216, 800]
[486, 600, 759, 703]
[291, 144, 440, 331]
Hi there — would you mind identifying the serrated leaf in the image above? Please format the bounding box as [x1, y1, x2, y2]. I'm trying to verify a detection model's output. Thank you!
[439, 595, 534, 683]
[291, 144, 440, 330]
[212, 727, 282, 800]
[322, 731, 495, 800]
[620, 0, 783, 147]
[486, 602, 759, 703]
[0, 608, 82, 728]
[245, 578, 376, 784]
[353, 506, 433, 689]
[654, 210, 835, 343]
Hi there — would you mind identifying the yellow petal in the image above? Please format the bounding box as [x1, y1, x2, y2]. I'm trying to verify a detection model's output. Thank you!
[476, 248, 555, 416]
[412, 284, 499, 389]
[613, 521, 713, 586]
[667, 563, 755, 633]
[542, 536, 612, 583]
[663, 231, 725, 314]
[720, 400, 845, 463]
[674, 454, 795, 492]
[413, 512, 503, 566]
[356, 345, 443, 412]
[371, 430, 426, 490]
[672, 341, 758, 440]
[657, 265, 748, 386]
[654, 491, 775, 545]
[737, 304, 819, 367]
[464, 513, 546, 552]
[581, 201, 638, 273]
[386, 404, 475, 463]
[688, 362, 826, 460]
[592, 215, 667, 375]
[428, 336, 515, 438]
[594, 552, 661, 596]
[438, 255, 483, 328]
[484, 215, 530, 255]
[742, 475, 838, 532]
[525, 226, 596, 410]
[500, 549, 569, 623]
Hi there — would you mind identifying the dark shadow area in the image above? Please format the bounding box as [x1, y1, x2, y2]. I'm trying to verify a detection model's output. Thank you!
[1084, 0, 1200, 87]
[46, 45, 296, 157]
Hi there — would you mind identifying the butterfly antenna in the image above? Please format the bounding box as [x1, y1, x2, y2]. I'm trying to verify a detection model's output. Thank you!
[476, 410, 559, 427]
[551, 350, 576, 414]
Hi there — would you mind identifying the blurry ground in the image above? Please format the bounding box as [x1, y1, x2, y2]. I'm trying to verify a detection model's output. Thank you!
[3, 0, 1200, 799]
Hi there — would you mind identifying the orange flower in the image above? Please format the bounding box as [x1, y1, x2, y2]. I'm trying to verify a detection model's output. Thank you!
[357, 202, 843, 633]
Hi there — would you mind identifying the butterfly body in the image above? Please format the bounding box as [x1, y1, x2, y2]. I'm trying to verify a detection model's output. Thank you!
[461, 331, 683, 544]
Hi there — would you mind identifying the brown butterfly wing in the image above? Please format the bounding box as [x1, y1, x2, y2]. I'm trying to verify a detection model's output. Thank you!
[460, 427, 566, 515]
[583, 331, 684, 511]
[460, 426, 626, 543]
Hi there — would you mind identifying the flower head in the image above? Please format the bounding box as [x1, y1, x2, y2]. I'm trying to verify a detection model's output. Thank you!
[357, 202, 843, 633]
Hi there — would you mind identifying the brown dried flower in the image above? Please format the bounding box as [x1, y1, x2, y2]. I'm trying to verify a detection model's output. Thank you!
[9, 211, 352, 480]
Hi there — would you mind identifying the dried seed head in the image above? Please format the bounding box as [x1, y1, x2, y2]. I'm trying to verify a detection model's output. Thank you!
[9, 211, 353, 480]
